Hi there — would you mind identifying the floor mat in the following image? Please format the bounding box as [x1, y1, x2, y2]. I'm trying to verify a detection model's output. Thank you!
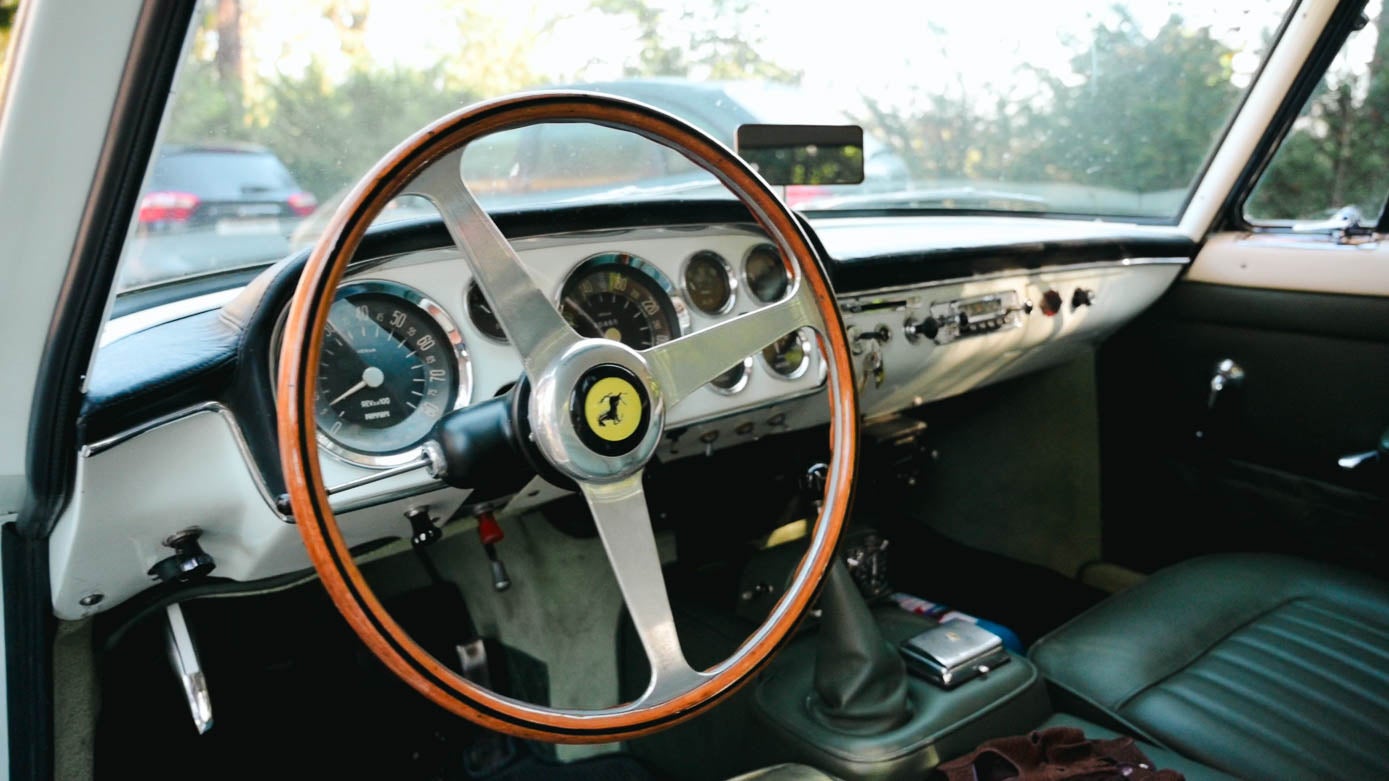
[873, 520, 1107, 648]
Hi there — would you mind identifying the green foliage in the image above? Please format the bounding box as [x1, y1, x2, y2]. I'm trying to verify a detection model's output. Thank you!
[258, 64, 473, 200]
[857, 13, 1242, 216]
[165, 57, 475, 201]
[1027, 14, 1239, 193]
[1248, 11, 1389, 220]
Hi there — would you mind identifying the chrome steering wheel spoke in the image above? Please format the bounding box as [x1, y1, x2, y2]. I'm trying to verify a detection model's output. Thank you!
[644, 282, 819, 408]
[581, 472, 704, 701]
[408, 151, 578, 377]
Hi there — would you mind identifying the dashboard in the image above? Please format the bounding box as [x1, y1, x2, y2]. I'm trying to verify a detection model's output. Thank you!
[51, 204, 1192, 619]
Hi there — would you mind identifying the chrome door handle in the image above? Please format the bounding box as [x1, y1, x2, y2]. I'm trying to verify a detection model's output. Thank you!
[1207, 359, 1245, 410]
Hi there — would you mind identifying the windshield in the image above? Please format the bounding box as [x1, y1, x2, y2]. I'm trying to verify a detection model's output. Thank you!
[116, 0, 1292, 292]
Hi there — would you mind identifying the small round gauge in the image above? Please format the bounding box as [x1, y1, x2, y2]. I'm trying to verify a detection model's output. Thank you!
[466, 280, 507, 342]
[559, 252, 689, 350]
[682, 250, 736, 314]
[313, 281, 470, 466]
[709, 356, 753, 395]
[761, 329, 813, 380]
[743, 243, 790, 303]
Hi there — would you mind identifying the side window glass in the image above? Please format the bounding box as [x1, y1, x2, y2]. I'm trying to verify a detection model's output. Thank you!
[1246, 2, 1388, 225]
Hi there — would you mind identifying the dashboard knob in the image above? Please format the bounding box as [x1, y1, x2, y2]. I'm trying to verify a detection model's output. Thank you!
[148, 529, 216, 583]
[904, 317, 939, 342]
[1072, 288, 1095, 309]
[1039, 289, 1063, 317]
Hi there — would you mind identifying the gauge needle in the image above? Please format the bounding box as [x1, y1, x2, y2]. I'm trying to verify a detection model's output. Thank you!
[562, 297, 604, 335]
[330, 366, 385, 407]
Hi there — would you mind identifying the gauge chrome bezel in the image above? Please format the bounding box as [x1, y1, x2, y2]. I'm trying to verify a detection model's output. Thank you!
[316, 279, 473, 469]
[707, 356, 754, 396]
[741, 242, 791, 304]
[679, 249, 738, 315]
[759, 327, 816, 381]
[464, 279, 510, 344]
[556, 251, 693, 339]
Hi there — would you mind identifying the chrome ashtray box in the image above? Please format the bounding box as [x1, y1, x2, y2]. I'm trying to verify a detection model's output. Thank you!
[899, 619, 1011, 690]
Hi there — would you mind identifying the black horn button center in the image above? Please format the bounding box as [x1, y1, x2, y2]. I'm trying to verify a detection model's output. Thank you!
[571, 364, 651, 457]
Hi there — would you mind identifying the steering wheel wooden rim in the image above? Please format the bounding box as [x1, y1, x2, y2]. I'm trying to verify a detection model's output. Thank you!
[276, 91, 859, 743]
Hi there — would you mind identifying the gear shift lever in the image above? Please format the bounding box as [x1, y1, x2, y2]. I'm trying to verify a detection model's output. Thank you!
[802, 465, 910, 735]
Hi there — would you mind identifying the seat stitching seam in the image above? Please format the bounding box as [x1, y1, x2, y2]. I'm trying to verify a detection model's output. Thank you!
[1213, 640, 1389, 723]
[1155, 683, 1342, 778]
[1181, 667, 1384, 770]
[1112, 597, 1298, 710]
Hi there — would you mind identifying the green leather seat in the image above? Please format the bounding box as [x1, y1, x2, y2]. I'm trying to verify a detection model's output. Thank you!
[1030, 554, 1389, 781]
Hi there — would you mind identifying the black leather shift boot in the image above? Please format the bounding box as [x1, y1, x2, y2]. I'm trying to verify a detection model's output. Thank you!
[810, 561, 910, 734]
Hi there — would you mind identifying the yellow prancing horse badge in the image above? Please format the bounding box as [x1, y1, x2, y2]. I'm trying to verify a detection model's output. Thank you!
[584, 376, 640, 442]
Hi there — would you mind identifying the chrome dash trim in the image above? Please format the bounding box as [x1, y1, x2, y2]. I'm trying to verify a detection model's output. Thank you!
[81, 401, 287, 520]
[838, 257, 1190, 304]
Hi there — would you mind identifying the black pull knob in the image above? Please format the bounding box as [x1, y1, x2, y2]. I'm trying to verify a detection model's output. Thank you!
[1071, 288, 1095, 309]
[148, 529, 216, 583]
[405, 507, 442, 547]
[907, 317, 939, 341]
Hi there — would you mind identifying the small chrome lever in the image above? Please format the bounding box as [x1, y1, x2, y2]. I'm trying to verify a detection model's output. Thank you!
[1338, 427, 1389, 471]
[1207, 359, 1245, 410]
[1339, 450, 1380, 470]
[165, 603, 213, 734]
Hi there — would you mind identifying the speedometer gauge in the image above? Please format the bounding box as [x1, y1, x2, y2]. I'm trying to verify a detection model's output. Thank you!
[314, 280, 470, 467]
[559, 252, 689, 349]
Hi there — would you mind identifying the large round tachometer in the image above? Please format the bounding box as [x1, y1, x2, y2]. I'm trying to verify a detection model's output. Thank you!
[558, 252, 688, 349]
[314, 280, 470, 466]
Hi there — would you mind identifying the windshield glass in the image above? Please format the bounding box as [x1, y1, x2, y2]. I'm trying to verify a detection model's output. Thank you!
[116, 0, 1291, 292]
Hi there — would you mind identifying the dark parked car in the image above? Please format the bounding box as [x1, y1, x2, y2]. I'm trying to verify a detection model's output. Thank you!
[139, 143, 316, 232]
[122, 144, 316, 288]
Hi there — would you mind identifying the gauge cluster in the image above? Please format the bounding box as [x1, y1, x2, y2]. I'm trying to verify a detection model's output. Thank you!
[306, 226, 827, 474]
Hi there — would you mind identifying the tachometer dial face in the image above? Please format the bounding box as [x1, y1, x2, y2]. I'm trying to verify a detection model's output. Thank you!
[313, 282, 468, 465]
[743, 243, 790, 303]
[559, 253, 687, 350]
[761, 329, 813, 379]
[466, 280, 507, 342]
[682, 250, 735, 314]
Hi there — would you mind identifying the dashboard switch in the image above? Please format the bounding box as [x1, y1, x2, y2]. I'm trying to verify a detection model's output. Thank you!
[1039, 289, 1063, 317]
[476, 512, 512, 592]
[1071, 288, 1095, 309]
[904, 316, 940, 343]
[148, 529, 216, 584]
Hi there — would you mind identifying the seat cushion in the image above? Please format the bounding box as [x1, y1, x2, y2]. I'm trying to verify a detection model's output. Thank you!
[1030, 554, 1389, 781]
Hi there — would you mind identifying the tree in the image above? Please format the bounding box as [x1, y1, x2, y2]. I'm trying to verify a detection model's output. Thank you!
[593, 0, 801, 83]
[1249, 10, 1389, 220]
[852, 12, 1244, 215]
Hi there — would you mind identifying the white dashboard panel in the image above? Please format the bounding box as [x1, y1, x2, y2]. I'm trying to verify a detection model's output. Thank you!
[53, 219, 1185, 618]
[843, 261, 1186, 418]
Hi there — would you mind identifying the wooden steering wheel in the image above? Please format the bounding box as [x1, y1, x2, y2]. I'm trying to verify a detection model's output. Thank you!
[276, 92, 859, 742]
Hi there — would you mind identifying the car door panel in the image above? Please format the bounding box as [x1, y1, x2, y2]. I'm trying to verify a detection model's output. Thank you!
[1098, 272, 1389, 575]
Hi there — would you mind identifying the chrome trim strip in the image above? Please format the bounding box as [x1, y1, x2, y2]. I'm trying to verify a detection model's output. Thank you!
[838, 257, 1190, 303]
[80, 401, 287, 520]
